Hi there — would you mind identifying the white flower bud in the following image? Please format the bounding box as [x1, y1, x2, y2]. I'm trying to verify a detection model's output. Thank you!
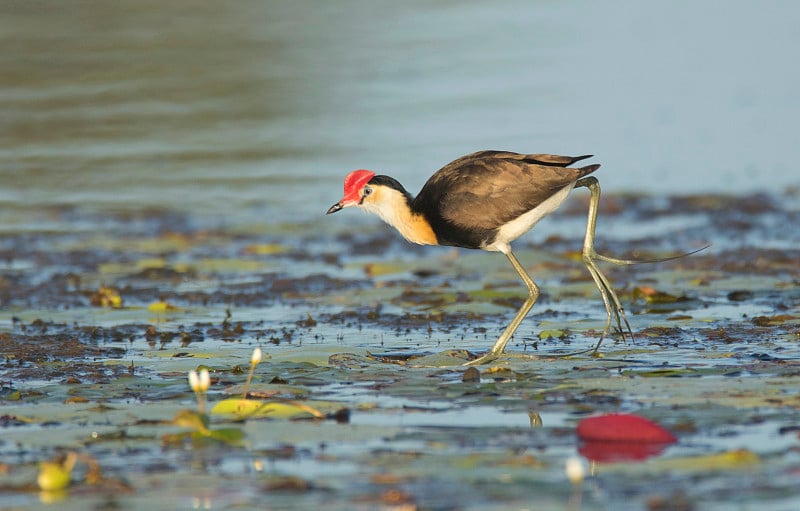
[198, 368, 211, 392]
[565, 456, 585, 485]
[188, 370, 200, 392]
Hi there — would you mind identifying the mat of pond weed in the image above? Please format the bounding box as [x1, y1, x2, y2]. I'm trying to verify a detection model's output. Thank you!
[1, 190, 799, 510]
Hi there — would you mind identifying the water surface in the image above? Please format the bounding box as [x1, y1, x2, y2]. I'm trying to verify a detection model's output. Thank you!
[1, 3, 799, 510]
[2, 1, 798, 227]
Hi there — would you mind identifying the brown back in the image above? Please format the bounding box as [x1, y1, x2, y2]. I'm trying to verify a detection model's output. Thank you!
[412, 151, 598, 248]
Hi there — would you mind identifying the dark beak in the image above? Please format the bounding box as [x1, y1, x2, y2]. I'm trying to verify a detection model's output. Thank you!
[326, 202, 343, 215]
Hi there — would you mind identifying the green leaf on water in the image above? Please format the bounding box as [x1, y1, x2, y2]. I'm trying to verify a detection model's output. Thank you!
[243, 243, 288, 255]
[211, 398, 325, 420]
[162, 428, 245, 447]
[633, 286, 683, 303]
[170, 409, 210, 433]
[538, 329, 567, 340]
[363, 261, 413, 277]
[205, 427, 246, 444]
[650, 449, 760, 472]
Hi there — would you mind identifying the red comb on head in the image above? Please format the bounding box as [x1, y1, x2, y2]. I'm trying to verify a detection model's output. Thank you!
[342, 169, 376, 201]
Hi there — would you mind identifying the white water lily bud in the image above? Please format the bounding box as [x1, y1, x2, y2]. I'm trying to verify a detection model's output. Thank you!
[251, 347, 263, 366]
[198, 368, 211, 392]
[565, 456, 585, 484]
[188, 370, 200, 392]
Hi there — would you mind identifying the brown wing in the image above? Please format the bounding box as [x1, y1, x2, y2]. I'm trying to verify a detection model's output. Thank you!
[412, 151, 598, 248]
[437, 150, 593, 171]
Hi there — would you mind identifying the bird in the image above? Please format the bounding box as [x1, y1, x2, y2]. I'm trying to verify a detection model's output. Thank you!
[327, 150, 660, 364]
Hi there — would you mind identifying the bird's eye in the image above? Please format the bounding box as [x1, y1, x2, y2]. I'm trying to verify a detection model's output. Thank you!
[363, 186, 373, 196]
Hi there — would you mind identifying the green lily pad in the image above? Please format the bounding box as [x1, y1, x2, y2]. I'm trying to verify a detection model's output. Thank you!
[211, 399, 325, 420]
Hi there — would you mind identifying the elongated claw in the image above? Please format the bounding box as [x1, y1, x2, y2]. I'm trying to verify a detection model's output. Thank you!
[575, 176, 709, 353]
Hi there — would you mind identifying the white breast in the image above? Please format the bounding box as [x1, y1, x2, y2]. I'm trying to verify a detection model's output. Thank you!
[482, 183, 575, 254]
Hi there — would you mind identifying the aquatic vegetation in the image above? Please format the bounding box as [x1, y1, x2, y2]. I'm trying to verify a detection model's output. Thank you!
[1, 190, 798, 509]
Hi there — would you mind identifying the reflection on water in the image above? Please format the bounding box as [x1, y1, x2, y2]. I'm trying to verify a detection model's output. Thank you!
[1, 0, 798, 228]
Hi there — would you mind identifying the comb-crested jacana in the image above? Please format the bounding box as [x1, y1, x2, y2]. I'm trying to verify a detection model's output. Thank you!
[327, 150, 664, 364]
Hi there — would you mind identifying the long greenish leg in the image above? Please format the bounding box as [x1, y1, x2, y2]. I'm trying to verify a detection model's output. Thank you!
[574, 177, 634, 352]
[466, 250, 539, 366]
[574, 176, 710, 353]
[465, 178, 707, 363]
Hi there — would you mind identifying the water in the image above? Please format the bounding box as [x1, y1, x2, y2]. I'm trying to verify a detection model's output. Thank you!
[2, 0, 798, 229]
[2, 5, 799, 508]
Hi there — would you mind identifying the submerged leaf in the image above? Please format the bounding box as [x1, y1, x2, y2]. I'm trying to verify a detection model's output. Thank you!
[623, 368, 698, 378]
[161, 429, 245, 447]
[364, 262, 411, 277]
[727, 290, 754, 302]
[64, 396, 89, 404]
[633, 286, 683, 304]
[205, 428, 247, 444]
[171, 409, 210, 433]
[751, 314, 797, 327]
[462, 367, 481, 383]
[90, 286, 123, 308]
[261, 474, 314, 492]
[243, 243, 288, 255]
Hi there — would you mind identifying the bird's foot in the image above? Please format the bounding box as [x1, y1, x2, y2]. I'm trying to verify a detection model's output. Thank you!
[593, 244, 710, 267]
[463, 352, 499, 366]
[464, 351, 544, 366]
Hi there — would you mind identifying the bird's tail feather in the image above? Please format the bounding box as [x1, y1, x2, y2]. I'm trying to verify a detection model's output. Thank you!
[579, 164, 601, 177]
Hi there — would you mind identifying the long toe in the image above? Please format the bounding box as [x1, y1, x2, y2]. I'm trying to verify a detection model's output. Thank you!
[464, 352, 500, 366]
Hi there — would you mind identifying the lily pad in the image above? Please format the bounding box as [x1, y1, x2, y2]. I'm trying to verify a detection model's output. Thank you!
[211, 399, 325, 420]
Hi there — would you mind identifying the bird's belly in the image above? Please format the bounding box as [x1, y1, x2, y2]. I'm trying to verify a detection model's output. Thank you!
[483, 183, 575, 252]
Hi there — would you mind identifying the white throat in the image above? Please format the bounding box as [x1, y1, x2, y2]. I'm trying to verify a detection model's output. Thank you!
[359, 187, 436, 245]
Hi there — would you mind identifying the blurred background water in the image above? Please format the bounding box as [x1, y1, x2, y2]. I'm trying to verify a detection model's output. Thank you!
[1, 0, 798, 227]
[1, 8, 799, 507]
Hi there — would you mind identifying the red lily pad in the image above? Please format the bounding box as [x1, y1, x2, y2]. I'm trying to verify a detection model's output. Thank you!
[577, 413, 677, 443]
[577, 414, 677, 463]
